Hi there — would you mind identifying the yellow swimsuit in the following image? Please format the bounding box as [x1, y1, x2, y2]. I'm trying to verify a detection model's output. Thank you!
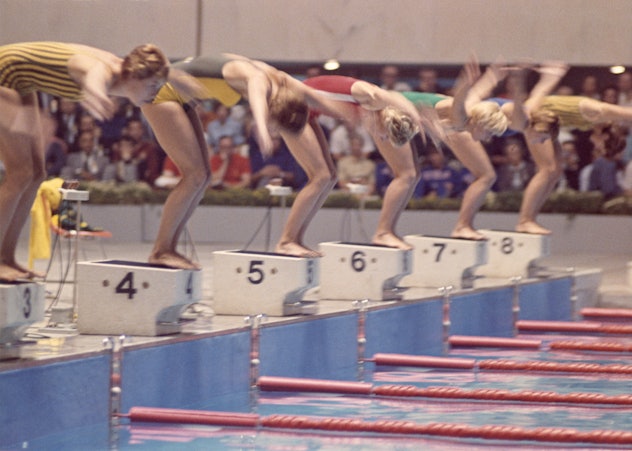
[153, 55, 241, 107]
[0, 42, 83, 100]
[538, 96, 593, 131]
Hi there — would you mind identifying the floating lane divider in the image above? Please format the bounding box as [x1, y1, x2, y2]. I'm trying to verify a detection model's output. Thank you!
[448, 335, 632, 353]
[370, 353, 632, 375]
[517, 320, 632, 335]
[125, 407, 632, 445]
[580, 307, 632, 322]
[256, 376, 632, 406]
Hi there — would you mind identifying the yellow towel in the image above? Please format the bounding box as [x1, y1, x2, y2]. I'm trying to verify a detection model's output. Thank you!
[28, 178, 64, 268]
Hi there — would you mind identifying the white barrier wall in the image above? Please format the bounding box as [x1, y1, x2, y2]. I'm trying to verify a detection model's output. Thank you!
[1, 0, 631, 65]
[64, 205, 632, 255]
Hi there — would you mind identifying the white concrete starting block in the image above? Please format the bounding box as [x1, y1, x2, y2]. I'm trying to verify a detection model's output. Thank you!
[400, 235, 487, 289]
[318, 242, 411, 301]
[0, 281, 45, 359]
[213, 250, 318, 316]
[475, 230, 551, 278]
[77, 260, 202, 336]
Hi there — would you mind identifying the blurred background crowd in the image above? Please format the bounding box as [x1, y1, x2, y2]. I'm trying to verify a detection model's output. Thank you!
[23, 62, 632, 202]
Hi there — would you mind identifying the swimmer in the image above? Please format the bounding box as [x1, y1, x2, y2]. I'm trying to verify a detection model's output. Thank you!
[0, 41, 173, 280]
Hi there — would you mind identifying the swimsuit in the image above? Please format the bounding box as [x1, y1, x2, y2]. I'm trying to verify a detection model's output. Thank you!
[153, 55, 241, 107]
[401, 91, 448, 108]
[538, 96, 593, 131]
[303, 75, 359, 105]
[0, 42, 83, 99]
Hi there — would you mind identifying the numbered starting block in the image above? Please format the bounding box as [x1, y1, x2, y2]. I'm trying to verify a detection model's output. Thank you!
[213, 250, 318, 316]
[400, 235, 487, 289]
[77, 260, 202, 336]
[318, 242, 411, 301]
[475, 230, 551, 278]
[0, 281, 45, 359]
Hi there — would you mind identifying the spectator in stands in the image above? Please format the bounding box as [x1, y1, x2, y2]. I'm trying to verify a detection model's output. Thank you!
[415, 147, 460, 198]
[328, 121, 376, 161]
[98, 98, 134, 149]
[249, 130, 305, 190]
[588, 124, 626, 199]
[206, 103, 245, 148]
[336, 134, 376, 195]
[126, 117, 164, 185]
[560, 139, 580, 191]
[579, 74, 601, 100]
[111, 135, 140, 183]
[414, 67, 442, 94]
[379, 65, 412, 92]
[210, 135, 251, 189]
[495, 137, 534, 192]
[617, 72, 632, 107]
[42, 113, 68, 178]
[61, 130, 110, 181]
[54, 98, 81, 147]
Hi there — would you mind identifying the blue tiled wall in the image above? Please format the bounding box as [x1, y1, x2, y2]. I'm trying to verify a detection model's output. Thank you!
[259, 314, 358, 380]
[449, 287, 514, 337]
[0, 355, 110, 447]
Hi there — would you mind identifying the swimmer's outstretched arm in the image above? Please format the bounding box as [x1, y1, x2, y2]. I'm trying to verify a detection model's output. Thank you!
[450, 57, 482, 130]
[68, 54, 115, 121]
[223, 58, 274, 154]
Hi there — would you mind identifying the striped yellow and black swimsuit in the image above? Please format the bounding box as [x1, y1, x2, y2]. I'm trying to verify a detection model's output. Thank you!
[0, 42, 83, 100]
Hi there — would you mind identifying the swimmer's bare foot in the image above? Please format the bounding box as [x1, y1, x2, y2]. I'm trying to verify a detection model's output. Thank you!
[10, 262, 45, 279]
[372, 232, 413, 250]
[276, 242, 322, 258]
[26, 269, 46, 279]
[149, 251, 201, 270]
[451, 227, 488, 241]
[515, 221, 552, 235]
[0, 263, 29, 281]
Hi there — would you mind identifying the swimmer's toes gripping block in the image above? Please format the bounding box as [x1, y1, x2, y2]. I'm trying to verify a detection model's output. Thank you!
[0, 281, 45, 344]
[476, 230, 551, 278]
[77, 260, 202, 336]
[318, 242, 412, 301]
[401, 235, 487, 289]
[212, 250, 319, 316]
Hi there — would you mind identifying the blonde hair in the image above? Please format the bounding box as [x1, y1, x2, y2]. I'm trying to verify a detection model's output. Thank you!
[381, 107, 419, 147]
[122, 44, 169, 81]
[269, 85, 309, 134]
[530, 109, 560, 140]
[468, 101, 508, 136]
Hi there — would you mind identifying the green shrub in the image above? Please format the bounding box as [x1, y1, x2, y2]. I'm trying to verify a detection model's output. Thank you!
[80, 182, 631, 216]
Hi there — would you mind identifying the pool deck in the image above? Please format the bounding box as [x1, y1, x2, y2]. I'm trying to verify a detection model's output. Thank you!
[2, 239, 630, 368]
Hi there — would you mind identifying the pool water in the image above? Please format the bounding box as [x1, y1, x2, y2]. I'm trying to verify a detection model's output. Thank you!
[17, 345, 631, 451]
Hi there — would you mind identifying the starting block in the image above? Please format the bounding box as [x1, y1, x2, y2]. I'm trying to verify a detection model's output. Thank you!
[0, 281, 45, 359]
[318, 242, 411, 301]
[213, 250, 318, 316]
[77, 260, 202, 336]
[400, 235, 487, 289]
[475, 230, 551, 278]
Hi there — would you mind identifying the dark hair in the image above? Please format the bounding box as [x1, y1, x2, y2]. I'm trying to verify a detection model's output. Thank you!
[118, 134, 136, 145]
[602, 125, 626, 158]
[269, 87, 309, 133]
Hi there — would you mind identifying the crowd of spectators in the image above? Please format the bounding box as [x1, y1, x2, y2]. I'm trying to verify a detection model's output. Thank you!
[16, 64, 632, 202]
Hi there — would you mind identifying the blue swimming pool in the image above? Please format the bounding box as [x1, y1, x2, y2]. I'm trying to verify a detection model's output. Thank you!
[4, 275, 629, 449]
